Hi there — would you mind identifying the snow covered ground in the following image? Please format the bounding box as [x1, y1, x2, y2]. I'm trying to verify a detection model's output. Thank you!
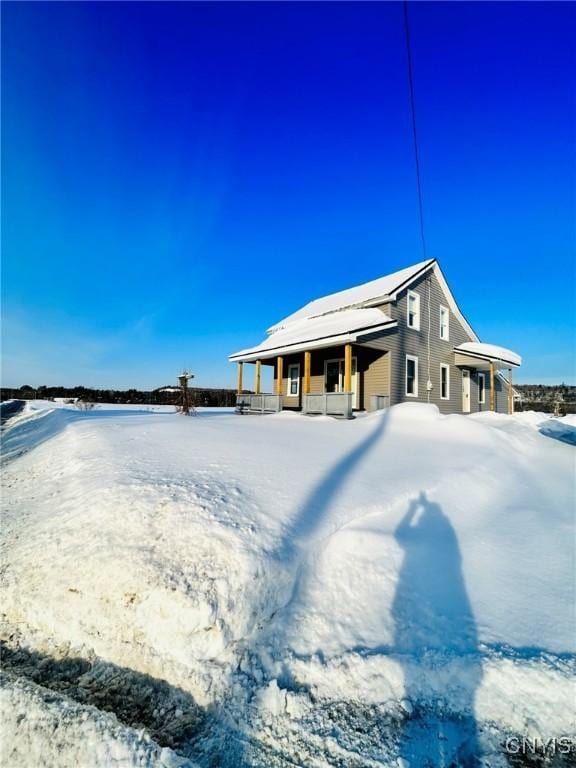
[1, 401, 574, 767]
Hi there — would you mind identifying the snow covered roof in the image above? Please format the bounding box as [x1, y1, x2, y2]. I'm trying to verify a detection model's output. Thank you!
[454, 342, 522, 367]
[268, 259, 434, 332]
[229, 308, 395, 362]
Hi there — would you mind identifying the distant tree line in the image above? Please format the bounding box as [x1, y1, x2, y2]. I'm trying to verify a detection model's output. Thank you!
[0, 385, 237, 408]
[515, 384, 576, 414]
[2, 383, 574, 413]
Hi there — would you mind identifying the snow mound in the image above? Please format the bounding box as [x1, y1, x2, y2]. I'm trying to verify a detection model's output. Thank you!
[1, 402, 574, 766]
[0, 673, 196, 768]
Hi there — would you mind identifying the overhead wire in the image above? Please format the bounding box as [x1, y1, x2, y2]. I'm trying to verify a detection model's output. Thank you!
[402, 0, 433, 401]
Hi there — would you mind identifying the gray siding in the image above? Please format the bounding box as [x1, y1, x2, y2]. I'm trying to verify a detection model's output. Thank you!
[363, 349, 390, 411]
[267, 269, 511, 416]
[378, 270, 509, 414]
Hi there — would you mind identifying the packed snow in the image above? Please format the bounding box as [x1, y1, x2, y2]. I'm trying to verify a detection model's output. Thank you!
[1, 400, 574, 767]
[230, 307, 394, 361]
[454, 343, 522, 367]
[267, 259, 432, 332]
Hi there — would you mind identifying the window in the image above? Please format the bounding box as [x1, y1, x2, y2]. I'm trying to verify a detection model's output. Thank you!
[440, 364, 450, 400]
[478, 373, 486, 404]
[407, 290, 420, 330]
[405, 355, 418, 397]
[324, 358, 357, 393]
[439, 305, 449, 340]
[287, 364, 300, 396]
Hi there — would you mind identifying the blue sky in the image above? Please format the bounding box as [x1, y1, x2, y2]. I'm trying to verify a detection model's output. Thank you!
[2, 1, 574, 389]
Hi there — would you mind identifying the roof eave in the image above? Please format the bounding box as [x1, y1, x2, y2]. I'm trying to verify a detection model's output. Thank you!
[229, 320, 397, 363]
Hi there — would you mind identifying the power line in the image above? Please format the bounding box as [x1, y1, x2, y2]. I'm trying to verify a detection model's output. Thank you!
[402, 0, 427, 261]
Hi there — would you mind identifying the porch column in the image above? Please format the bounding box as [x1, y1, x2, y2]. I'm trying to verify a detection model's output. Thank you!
[344, 343, 353, 392]
[236, 362, 243, 394]
[276, 356, 284, 396]
[489, 361, 495, 411]
[254, 360, 261, 395]
[303, 351, 311, 394]
[508, 368, 513, 415]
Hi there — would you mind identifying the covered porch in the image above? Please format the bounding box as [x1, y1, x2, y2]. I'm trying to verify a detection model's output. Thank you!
[234, 343, 389, 419]
[230, 307, 395, 419]
[453, 342, 522, 415]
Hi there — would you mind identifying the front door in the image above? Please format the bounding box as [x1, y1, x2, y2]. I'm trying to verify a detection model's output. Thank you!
[324, 358, 359, 408]
[462, 369, 471, 413]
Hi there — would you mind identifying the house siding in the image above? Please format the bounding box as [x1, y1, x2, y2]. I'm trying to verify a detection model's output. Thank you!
[363, 349, 390, 411]
[380, 270, 509, 414]
[267, 268, 512, 416]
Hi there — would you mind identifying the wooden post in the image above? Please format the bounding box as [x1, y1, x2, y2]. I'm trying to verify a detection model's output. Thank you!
[276, 356, 284, 396]
[178, 373, 191, 415]
[304, 351, 311, 394]
[344, 344, 352, 392]
[255, 360, 261, 395]
[236, 362, 243, 394]
[508, 368, 513, 415]
[489, 362, 495, 412]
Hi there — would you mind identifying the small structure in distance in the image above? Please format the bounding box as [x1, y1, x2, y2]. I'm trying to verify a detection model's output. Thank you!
[178, 369, 196, 415]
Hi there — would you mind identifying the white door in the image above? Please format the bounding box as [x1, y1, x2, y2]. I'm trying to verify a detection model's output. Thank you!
[462, 369, 471, 413]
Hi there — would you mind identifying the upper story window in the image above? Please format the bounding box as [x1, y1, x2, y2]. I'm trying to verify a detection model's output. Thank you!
[405, 355, 418, 397]
[407, 291, 420, 330]
[287, 364, 300, 396]
[439, 305, 449, 340]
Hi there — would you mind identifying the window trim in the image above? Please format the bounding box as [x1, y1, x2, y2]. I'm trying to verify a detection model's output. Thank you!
[478, 372, 486, 404]
[286, 363, 300, 397]
[440, 363, 450, 400]
[405, 354, 419, 397]
[439, 305, 450, 341]
[407, 290, 421, 330]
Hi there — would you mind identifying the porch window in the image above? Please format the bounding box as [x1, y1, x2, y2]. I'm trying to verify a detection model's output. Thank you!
[406, 355, 418, 397]
[439, 305, 449, 340]
[287, 364, 300, 396]
[478, 372, 486, 404]
[440, 364, 450, 400]
[407, 291, 420, 330]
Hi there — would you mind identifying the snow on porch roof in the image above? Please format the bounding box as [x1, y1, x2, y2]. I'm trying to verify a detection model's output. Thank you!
[267, 258, 434, 332]
[229, 308, 395, 362]
[454, 342, 522, 368]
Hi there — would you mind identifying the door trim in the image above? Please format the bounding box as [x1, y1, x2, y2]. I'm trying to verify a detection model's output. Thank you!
[462, 368, 471, 413]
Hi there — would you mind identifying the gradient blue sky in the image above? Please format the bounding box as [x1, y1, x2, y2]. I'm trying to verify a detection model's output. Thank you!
[2, 1, 574, 389]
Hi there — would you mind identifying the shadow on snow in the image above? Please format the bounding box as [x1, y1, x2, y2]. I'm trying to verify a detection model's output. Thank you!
[393, 492, 483, 766]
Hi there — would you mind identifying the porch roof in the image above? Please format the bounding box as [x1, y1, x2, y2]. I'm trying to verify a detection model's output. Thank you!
[454, 342, 522, 369]
[229, 308, 396, 362]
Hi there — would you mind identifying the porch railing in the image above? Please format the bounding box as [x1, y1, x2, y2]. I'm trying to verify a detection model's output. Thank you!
[303, 392, 354, 419]
[236, 393, 282, 414]
[370, 394, 390, 411]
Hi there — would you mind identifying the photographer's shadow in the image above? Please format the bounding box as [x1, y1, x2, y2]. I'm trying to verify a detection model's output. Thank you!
[393, 492, 483, 766]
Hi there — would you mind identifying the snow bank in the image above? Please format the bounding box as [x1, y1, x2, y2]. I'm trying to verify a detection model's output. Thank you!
[0, 673, 194, 768]
[1, 402, 574, 766]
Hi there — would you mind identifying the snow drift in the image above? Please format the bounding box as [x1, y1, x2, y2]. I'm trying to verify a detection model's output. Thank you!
[1, 401, 574, 766]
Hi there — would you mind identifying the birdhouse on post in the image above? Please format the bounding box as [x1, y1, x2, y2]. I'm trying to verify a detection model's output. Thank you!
[178, 369, 194, 415]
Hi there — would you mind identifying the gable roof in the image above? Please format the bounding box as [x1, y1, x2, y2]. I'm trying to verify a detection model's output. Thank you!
[268, 258, 433, 332]
[229, 258, 491, 362]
